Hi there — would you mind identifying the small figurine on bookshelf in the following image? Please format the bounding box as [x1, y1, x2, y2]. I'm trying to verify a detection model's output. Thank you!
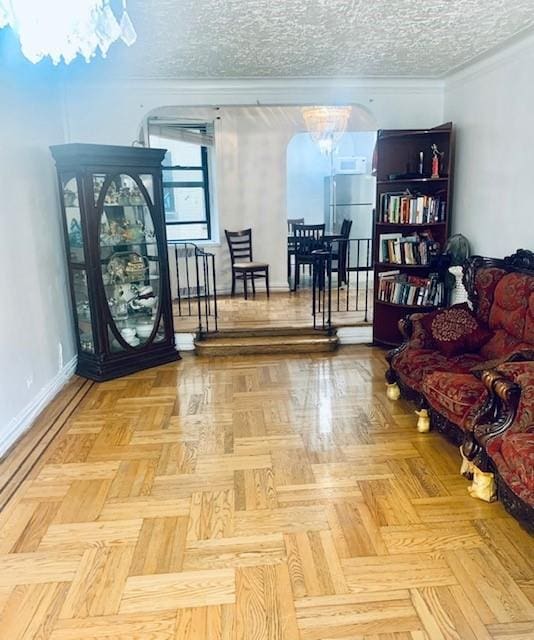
[431, 144, 444, 179]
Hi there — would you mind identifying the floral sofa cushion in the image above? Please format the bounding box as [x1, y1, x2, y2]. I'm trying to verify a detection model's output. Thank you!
[391, 343, 483, 393]
[422, 372, 487, 432]
[489, 433, 534, 507]
[479, 272, 534, 359]
[474, 267, 507, 324]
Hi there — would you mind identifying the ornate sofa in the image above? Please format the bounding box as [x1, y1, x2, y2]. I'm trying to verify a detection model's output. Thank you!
[384, 249, 534, 521]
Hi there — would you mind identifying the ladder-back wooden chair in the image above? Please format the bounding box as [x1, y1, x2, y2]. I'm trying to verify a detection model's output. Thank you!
[225, 228, 270, 300]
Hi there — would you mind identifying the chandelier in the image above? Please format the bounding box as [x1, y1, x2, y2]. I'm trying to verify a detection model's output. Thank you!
[0, 0, 137, 65]
[301, 106, 352, 155]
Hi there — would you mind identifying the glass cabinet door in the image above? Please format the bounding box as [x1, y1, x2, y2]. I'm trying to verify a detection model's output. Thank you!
[61, 174, 95, 354]
[98, 173, 165, 352]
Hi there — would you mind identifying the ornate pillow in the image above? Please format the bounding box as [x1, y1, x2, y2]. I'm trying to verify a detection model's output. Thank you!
[421, 303, 493, 357]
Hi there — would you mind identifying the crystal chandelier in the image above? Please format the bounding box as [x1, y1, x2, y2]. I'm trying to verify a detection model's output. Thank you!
[301, 106, 352, 155]
[0, 0, 137, 65]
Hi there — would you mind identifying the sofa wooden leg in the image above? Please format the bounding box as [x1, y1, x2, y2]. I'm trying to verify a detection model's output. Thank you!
[386, 382, 400, 401]
[459, 447, 475, 479]
[415, 408, 430, 433]
[468, 466, 497, 502]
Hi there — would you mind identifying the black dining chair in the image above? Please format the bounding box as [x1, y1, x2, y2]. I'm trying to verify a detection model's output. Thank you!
[292, 223, 325, 291]
[287, 217, 304, 233]
[225, 228, 270, 300]
[331, 218, 353, 284]
[287, 218, 305, 277]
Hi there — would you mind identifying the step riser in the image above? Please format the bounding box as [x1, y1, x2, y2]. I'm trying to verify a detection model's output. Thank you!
[195, 342, 338, 356]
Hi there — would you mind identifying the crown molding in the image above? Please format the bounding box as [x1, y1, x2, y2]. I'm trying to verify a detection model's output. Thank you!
[445, 27, 534, 89]
[61, 76, 444, 106]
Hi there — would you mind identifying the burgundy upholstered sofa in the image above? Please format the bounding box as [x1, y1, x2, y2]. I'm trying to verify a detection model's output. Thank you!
[385, 249, 534, 526]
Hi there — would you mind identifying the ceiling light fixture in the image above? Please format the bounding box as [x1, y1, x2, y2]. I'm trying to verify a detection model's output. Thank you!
[0, 0, 137, 65]
[301, 106, 352, 155]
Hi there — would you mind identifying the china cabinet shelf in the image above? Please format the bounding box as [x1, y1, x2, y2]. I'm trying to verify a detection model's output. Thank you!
[51, 143, 179, 381]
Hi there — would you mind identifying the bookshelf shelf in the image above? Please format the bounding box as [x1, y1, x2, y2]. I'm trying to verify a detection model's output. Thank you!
[375, 300, 442, 310]
[372, 123, 453, 347]
[376, 222, 446, 228]
[377, 262, 435, 269]
[377, 177, 448, 185]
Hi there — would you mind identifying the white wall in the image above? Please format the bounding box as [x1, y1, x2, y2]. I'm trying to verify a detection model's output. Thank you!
[444, 34, 534, 257]
[61, 78, 444, 291]
[0, 72, 75, 454]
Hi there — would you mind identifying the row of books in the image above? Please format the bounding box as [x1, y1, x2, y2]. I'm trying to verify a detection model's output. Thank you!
[377, 271, 444, 307]
[378, 232, 440, 265]
[379, 192, 446, 224]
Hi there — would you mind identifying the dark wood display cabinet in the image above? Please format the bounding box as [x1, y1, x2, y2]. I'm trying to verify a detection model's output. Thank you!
[372, 123, 453, 347]
[51, 143, 179, 381]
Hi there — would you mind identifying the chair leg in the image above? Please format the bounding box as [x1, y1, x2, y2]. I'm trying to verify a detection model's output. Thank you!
[231, 271, 236, 297]
[265, 268, 270, 297]
[294, 260, 300, 291]
[251, 273, 256, 297]
[243, 273, 248, 300]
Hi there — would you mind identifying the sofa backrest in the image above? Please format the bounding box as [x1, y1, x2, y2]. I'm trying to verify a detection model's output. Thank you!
[464, 249, 534, 360]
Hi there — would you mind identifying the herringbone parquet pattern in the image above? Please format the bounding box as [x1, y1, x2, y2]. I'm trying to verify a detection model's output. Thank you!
[0, 346, 532, 639]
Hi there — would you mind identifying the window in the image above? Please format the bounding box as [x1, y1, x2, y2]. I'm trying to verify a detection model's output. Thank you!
[148, 122, 214, 241]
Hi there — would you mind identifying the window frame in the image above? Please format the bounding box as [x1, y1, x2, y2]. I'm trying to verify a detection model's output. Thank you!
[151, 125, 213, 242]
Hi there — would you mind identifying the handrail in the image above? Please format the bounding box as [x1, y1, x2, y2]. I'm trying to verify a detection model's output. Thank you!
[168, 241, 218, 335]
[312, 237, 373, 330]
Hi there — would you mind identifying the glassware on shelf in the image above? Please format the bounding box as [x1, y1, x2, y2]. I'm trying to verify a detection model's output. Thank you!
[63, 175, 84, 262]
[69, 219, 83, 247]
[80, 333, 94, 353]
[76, 300, 91, 320]
[107, 251, 149, 283]
[64, 187, 78, 207]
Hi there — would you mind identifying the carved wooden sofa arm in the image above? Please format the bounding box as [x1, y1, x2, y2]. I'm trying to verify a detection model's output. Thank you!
[474, 369, 521, 447]
[385, 313, 432, 400]
[469, 360, 534, 516]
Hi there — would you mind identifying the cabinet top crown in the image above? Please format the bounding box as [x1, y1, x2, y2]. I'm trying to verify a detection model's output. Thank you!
[50, 143, 166, 168]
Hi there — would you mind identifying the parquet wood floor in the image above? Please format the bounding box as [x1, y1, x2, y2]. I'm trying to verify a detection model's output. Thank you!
[174, 288, 372, 332]
[1, 346, 533, 639]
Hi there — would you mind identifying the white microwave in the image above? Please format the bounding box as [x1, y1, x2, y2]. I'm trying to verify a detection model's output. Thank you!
[335, 156, 367, 174]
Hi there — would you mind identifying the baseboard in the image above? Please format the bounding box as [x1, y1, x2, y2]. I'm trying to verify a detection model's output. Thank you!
[337, 325, 373, 344]
[0, 356, 78, 458]
[175, 332, 196, 351]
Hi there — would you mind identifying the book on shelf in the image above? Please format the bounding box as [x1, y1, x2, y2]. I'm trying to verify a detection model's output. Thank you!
[379, 191, 446, 224]
[378, 230, 440, 265]
[377, 271, 444, 307]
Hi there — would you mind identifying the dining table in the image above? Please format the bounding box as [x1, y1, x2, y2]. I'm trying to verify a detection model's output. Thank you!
[287, 233, 345, 289]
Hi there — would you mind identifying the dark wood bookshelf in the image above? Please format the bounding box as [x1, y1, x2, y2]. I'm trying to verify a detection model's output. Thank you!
[372, 123, 453, 348]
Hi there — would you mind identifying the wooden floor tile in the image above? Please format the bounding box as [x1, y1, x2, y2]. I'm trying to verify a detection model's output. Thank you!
[236, 564, 299, 640]
[342, 553, 457, 592]
[119, 568, 235, 613]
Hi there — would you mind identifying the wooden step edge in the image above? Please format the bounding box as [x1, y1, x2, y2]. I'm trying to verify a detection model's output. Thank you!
[199, 327, 335, 339]
[194, 335, 338, 348]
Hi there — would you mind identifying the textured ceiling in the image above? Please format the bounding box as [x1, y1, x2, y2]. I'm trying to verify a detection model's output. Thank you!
[109, 0, 534, 78]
